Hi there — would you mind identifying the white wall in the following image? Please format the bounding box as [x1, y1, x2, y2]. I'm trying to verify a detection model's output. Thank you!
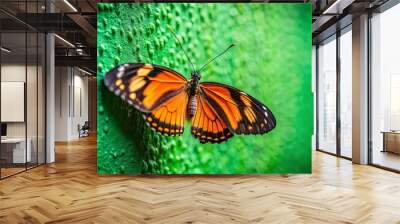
[1, 63, 46, 164]
[55, 67, 69, 141]
[1, 65, 42, 137]
[54, 67, 89, 141]
[72, 73, 89, 138]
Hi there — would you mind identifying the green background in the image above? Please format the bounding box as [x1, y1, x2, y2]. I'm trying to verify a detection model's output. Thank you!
[97, 3, 312, 174]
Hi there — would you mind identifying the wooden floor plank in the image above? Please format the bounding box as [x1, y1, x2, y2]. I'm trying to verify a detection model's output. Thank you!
[0, 135, 400, 224]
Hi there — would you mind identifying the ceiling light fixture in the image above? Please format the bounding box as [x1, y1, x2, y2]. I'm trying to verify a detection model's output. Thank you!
[54, 34, 75, 48]
[1, 47, 11, 53]
[78, 67, 93, 76]
[63, 0, 78, 12]
[322, 0, 354, 15]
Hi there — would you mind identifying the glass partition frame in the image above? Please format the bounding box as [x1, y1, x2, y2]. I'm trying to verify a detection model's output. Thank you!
[316, 25, 353, 160]
[0, 0, 47, 179]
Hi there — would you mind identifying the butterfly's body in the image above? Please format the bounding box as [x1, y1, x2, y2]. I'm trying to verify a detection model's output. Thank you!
[187, 72, 201, 119]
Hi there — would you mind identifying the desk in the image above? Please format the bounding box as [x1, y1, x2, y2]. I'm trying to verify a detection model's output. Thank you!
[382, 131, 400, 154]
[1, 138, 31, 163]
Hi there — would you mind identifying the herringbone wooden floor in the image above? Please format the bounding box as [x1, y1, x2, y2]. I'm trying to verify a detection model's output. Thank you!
[1, 136, 400, 224]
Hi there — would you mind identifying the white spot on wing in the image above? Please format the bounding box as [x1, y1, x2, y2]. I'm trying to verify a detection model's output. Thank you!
[118, 65, 126, 72]
[116, 71, 123, 78]
[264, 112, 268, 117]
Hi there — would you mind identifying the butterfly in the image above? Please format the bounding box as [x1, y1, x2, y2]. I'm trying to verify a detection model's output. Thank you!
[104, 31, 276, 144]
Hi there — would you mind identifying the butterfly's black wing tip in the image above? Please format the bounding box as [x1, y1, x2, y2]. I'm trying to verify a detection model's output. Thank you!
[262, 106, 277, 133]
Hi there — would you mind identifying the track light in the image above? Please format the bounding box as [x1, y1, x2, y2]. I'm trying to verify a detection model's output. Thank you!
[322, 0, 354, 15]
[78, 67, 93, 76]
[1, 47, 11, 53]
[63, 0, 78, 12]
[54, 34, 75, 48]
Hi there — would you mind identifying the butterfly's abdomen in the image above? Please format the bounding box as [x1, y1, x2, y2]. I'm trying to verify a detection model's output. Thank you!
[187, 95, 197, 119]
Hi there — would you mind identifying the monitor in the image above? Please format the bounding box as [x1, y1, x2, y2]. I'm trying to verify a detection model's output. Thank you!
[1, 123, 7, 137]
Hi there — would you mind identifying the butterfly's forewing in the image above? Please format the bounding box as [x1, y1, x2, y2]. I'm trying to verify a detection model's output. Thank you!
[144, 90, 188, 136]
[191, 94, 233, 144]
[199, 82, 276, 135]
[104, 63, 188, 113]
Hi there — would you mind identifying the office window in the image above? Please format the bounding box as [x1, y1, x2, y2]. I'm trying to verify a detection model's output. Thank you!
[371, 3, 400, 171]
[339, 27, 352, 158]
[317, 36, 337, 154]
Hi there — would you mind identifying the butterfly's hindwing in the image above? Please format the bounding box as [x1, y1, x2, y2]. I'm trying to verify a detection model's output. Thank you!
[144, 90, 188, 136]
[191, 95, 233, 144]
[199, 82, 276, 135]
[104, 63, 188, 113]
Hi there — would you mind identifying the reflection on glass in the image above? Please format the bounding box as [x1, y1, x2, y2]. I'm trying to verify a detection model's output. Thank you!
[340, 28, 352, 158]
[0, 0, 47, 179]
[371, 4, 400, 171]
[38, 33, 46, 165]
[318, 37, 337, 154]
[1, 31, 27, 177]
[312, 46, 317, 150]
[27, 31, 38, 169]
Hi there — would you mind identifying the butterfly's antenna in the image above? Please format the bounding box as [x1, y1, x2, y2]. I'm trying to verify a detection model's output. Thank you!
[198, 44, 235, 72]
[167, 26, 196, 72]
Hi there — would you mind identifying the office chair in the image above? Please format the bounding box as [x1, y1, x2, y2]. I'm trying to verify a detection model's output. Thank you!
[79, 121, 90, 138]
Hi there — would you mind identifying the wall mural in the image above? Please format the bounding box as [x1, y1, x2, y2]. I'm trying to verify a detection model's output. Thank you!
[97, 3, 312, 174]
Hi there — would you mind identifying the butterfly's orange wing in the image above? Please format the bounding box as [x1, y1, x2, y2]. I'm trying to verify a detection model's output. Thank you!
[198, 82, 276, 135]
[191, 95, 233, 143]
[144, 90, 188, 136]
[104, 63, 188, 112]
[104, 63, 189, 135]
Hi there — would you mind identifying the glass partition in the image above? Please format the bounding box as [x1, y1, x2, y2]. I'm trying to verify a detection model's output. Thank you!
[339, 27, 352, 158]
[27, 31, 38, 169]
[371, 4, 400, 171]
[0, 1, 46, 179]
[1, 31, 28, 177]
[317, 35, 337, 154]
[38, 32, 45, 165]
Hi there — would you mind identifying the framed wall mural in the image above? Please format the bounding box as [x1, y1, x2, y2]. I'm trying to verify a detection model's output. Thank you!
[97, 3, 312, 174]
